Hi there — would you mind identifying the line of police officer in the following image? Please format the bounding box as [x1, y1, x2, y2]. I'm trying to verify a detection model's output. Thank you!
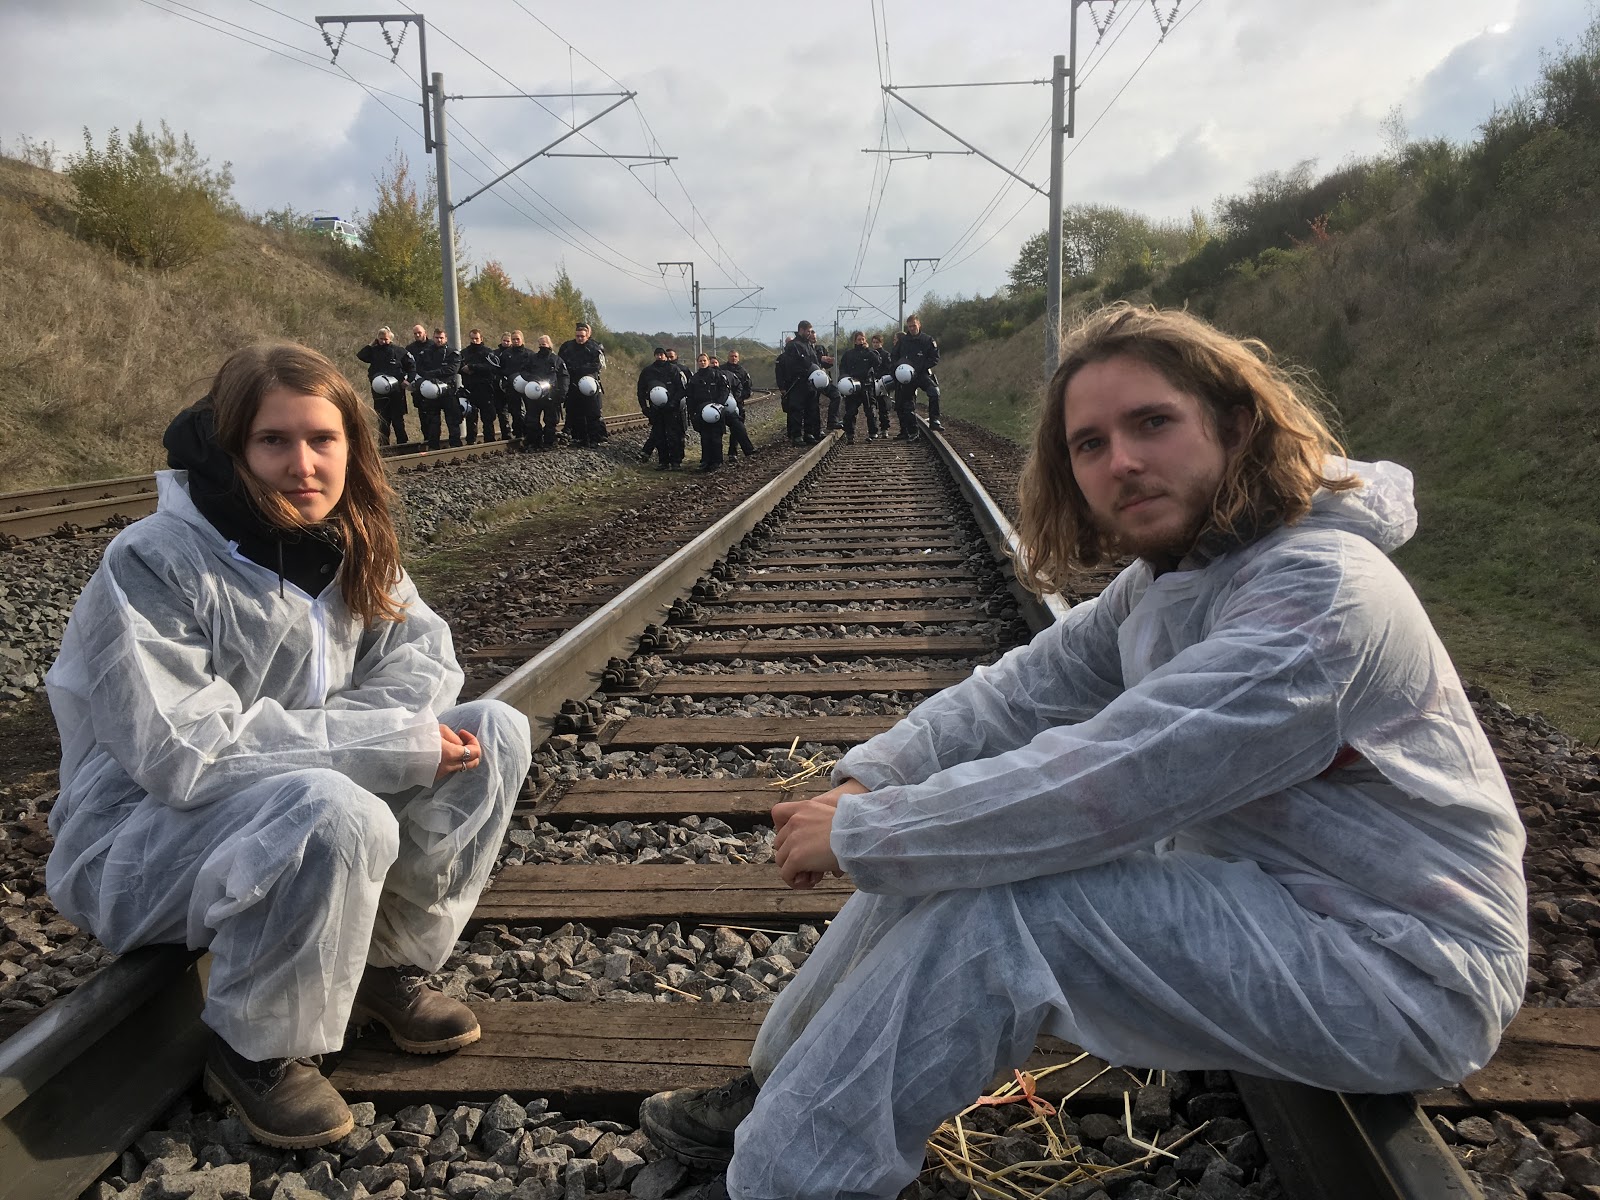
[636, 346, 756, 474]
[773, 314, 941, 446]
[354, 321, 610, 452]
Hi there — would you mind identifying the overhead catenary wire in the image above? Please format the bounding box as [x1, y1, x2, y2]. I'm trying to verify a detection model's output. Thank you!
[423, 13, 757, 293]
[130, 0, 417, 105]
[904, 0, 1205, 308]
[130, 0, 682, 319]
[444, 122, 670, 291]
[854, 0, 1111, 316]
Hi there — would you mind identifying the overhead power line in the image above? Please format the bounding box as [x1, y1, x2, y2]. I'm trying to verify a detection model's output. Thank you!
[131, 0, 416, 105]
[435, 10, 757, 293]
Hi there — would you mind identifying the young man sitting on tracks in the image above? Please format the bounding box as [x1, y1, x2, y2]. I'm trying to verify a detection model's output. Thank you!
[640, 304, 1529, 1200]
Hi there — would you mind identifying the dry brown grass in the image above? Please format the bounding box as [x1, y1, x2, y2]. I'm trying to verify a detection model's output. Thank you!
[0, 156, 642, 489]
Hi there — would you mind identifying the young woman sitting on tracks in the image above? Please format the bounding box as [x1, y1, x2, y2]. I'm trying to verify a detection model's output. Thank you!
[44, 342, 533, 1149]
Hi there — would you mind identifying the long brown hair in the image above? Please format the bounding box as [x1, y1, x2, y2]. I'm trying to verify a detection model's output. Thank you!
[1016, 303, 1358, 593]
[207, 342, 406, 624]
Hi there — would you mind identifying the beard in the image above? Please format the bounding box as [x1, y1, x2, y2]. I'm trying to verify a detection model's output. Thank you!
[1096, 488, 1216, 568]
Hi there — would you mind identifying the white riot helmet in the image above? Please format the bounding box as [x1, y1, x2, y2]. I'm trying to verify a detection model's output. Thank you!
[370, 374, 398, 395]
[458, 395, 473, 415]
[577, 375, 599, 396]
[648, 385, 670, 407]
[523, 377, 550, 400]
[877, 375, 894, 392]
[837, 377, 857, 398]
[511, 375, 531, 396]
[724, 398, 740, 417]
[894, 362, 915, 385]
[418, 379, 445, 400]
[700, 403, 724, 425]
[808, 368, 829, 390]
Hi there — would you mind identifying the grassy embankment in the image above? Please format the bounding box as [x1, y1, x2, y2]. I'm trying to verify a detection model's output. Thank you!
[936, 202, 1600, 742]
[0, 155, 650, 491]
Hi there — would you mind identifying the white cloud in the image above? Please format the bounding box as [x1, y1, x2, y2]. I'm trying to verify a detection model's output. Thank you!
[1, 0, 1586, 342]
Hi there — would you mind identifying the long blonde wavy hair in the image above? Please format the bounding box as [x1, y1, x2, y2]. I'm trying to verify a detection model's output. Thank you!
[208, 342, 406, 624]
[1015, 304, 1357, 594]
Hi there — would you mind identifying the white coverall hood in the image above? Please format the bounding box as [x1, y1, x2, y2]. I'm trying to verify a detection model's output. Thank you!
[1298, 455, 1417, 554]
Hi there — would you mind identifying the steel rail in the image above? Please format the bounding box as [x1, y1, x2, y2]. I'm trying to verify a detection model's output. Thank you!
[918, 418, 1070, 627]
[481, 435, 834, 732]
[0, 947, 209, 1200]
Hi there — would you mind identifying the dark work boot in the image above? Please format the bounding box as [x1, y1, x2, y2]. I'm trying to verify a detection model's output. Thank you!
[638, 1069, 759, 1168]
[203, 1037, 353, 1150]
[351, 966, 481, 1053]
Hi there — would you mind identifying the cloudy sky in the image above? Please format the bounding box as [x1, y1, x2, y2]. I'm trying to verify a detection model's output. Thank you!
[3, 0, 1585, 344]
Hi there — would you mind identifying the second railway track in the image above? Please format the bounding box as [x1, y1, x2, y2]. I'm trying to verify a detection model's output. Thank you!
[0, 410, 674, 542]
[0, 422, 1535, 1200]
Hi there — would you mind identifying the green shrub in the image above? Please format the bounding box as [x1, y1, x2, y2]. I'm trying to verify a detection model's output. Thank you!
[354, 149, 446, 310]
[65, 121, 233, 270]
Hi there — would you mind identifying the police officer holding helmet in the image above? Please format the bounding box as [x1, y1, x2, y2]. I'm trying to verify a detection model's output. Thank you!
[891, 314, 942, 438]
[355, 326, 414, 447]
[687, 351, 731, 472]
[558, 322, 607, 447]
[638, 347, 688, 470]
[458, 329, 500, 445]
[838, 330, 881, 444]
[497, 331, 537, 451]
[412, 328, 462, 450]
[526, 335, 571, 450]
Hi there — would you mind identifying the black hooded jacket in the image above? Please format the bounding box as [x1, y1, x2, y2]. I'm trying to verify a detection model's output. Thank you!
[498, 344, 538, 390]
[355, 341, 413, 383]
[162, 400, 344, 598]
[527, 347, 570, 398]
[723, 361, 753, 401]
[839, 345, 878, 383]
[558, 336, 605, 384]
[637, 359, 686, 412]
[459, 342, 500, 394]
[413, 341, 461, 384]
[403, 338, 430, 381]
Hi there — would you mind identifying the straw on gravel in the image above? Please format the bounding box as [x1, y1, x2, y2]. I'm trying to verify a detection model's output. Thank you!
[923, 1062, 1211, 1200]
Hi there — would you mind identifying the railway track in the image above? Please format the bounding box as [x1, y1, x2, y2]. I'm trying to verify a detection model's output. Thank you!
[0, 410, 671, 543]
[0, 421, 1528, 1200]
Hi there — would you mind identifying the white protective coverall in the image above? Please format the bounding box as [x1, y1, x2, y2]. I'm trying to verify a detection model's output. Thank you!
[729, 459, 1528, 1200]
[45, 472, 532, 1060]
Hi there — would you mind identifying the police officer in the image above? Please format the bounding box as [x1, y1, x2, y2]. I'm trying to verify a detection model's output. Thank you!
[496, 331, 537, 451]
[402, 322, 429, 419]
[891, 314, 942, 437]
[869, 333, 893, 434]
[838, 330, 881, 444]
[558, 322, 607, 447]
[777, 322, 828, 445]
[355, 326, 414, 447]
[637, 347, 688, 471]
[412, 327, 462, 450]
[458, 328, 500, 445]
[686, 351, 731, 472]
[527, 335, 570, 450]
[724, 350, 753, 404]
[721, 350, 756, 461]
[488, 334, 515, 441]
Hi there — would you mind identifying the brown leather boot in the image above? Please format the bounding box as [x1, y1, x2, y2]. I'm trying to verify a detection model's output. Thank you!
[351, 966, 481, 1053]
[203, 1037, 353, 1149]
